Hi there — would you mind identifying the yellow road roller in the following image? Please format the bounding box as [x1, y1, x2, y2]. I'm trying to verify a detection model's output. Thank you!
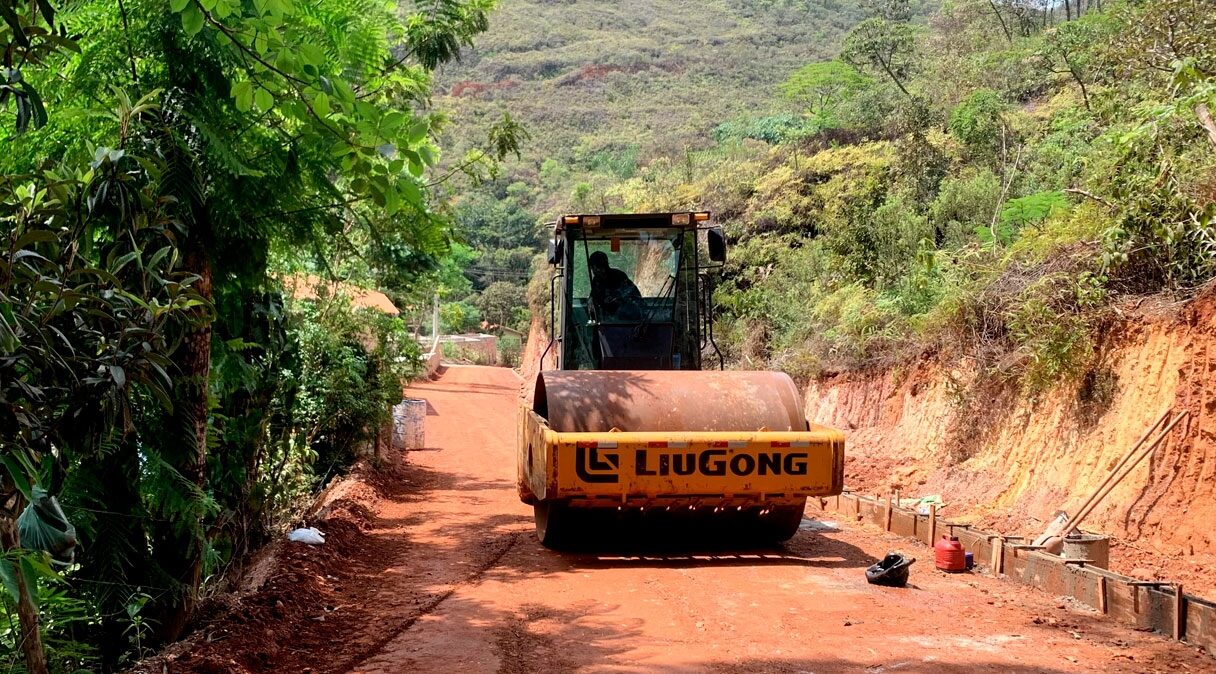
[518, 212, 844, 547]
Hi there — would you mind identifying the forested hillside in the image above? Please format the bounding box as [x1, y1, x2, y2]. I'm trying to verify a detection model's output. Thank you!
[521, 0, 1215, 398]
[438, 0, 876, 193]
[429, 0, 911, 341]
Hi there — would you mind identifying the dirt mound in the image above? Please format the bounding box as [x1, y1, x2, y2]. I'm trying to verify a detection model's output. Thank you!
[807, 283, 1216, 595]
[134, 464, 412, 674]
[518, 314, 553, 386]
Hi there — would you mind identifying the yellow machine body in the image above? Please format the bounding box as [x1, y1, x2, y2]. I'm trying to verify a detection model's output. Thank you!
[519, 412, 844, 509]
[521, 213, 845, 545]
[518, 370, 844, 510]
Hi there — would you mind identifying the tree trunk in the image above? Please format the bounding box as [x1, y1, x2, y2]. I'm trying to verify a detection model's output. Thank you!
[879, 58, 912, 97]
[1069, 62, 1091, 111]
[989, 1, 1013, 43]
[78, 432, 152, 670]
[0, 511, 49, 674]
[149, 230, 213, 644]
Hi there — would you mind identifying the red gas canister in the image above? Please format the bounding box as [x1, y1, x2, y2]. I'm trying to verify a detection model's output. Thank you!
[935, 535, 967, 573]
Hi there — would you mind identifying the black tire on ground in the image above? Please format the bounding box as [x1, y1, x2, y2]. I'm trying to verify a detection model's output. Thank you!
[534, 501, 574, 549]
[759, 502, 806, 543]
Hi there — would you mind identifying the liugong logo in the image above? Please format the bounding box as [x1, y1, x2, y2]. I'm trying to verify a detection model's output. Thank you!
[575, 445, 621, 483]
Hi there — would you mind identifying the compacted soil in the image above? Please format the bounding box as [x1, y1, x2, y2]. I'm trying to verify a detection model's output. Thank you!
[144, 365, 1211, 674]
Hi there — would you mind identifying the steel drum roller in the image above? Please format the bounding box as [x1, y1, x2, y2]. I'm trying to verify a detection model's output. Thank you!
[533, 370, 809, 433]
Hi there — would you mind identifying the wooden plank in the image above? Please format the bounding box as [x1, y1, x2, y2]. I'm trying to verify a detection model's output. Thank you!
[1098, 576, 1108, 615]
[1176, 584, 1186, 641]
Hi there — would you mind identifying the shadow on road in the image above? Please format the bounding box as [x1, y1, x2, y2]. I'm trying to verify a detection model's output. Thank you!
[548, 529, 875, 570]
[489, 507, 875, 572]
[363, 589, 1096, 674]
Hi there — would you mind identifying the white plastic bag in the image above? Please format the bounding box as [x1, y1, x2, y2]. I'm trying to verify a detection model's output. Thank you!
[287, 527, 326, 545]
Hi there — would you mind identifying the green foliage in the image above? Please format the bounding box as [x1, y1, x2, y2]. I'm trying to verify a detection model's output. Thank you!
[1004, 271, 1106, 393]
[587, 145, 640, 180]
[1097, 58, 1216, 288]
[930, 169, 1002, 247]
[434, 0, 872, 215]
[0, 0, 72, 135]
[206, 285, 418, 567]
[841, 17, 919, 96]
[286, 298, 418, 477]
[0, 82, 209, 671]
[497, 334, 522, 368]
[780, 60, 874, 117]
[455, 192, 540, 251]
[713, 115, 818, 145]
[473, 281, 528, 331]
[440, 300, 482, 333]
[1036, 15, 1104, 110]
[999, 191, 1067, 229]
[948, 89, 1008, 162]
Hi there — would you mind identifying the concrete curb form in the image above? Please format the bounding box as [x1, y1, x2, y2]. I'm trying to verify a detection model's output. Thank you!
[424, 348, 442, 377]
[821, 491, 1216, 654]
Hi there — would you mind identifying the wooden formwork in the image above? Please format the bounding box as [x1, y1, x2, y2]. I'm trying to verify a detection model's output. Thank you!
[824, 491, 1215, 654]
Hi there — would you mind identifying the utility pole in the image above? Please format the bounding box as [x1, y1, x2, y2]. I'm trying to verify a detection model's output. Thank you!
[432, 293, 440, 352]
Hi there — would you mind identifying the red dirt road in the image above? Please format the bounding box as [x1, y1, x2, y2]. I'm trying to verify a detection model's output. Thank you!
[161, 365, 1212, 673]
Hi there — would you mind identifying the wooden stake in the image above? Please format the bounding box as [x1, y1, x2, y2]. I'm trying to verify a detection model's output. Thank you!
[885, 492, 893, 531]
[1133, 585, 1140, 615]
[1098, 576, 1108, 615]
[990, 536, 1004, 576]
[1076, 409, 1169, 513]
[1063, 411, 1189, 540]
[928, 504, 937, 545]
[1174, 584, 1185, 641]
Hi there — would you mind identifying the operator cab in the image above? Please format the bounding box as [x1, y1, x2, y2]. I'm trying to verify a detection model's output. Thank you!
[543, 212, 726, 371]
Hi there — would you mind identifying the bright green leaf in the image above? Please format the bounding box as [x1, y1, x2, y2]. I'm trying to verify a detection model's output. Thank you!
[313, 91, 330, 117]
[400, 179, 422, 207]
[407, 119, 429, 144]
[254, 88, 274, 112]
[1, 455, 33, 503]
[0, 559, 19, 604]
[232, 80, 254, 112]
[418, 145, 436, 167]
[181, 4, 205, 36]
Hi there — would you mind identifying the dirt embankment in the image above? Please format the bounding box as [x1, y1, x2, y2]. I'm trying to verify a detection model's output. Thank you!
[519, 314, 555, 386]
[807, 285, 1216, 593]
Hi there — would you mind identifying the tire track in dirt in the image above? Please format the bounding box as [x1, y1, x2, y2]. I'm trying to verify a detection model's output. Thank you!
[348, 530, 522, 671]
